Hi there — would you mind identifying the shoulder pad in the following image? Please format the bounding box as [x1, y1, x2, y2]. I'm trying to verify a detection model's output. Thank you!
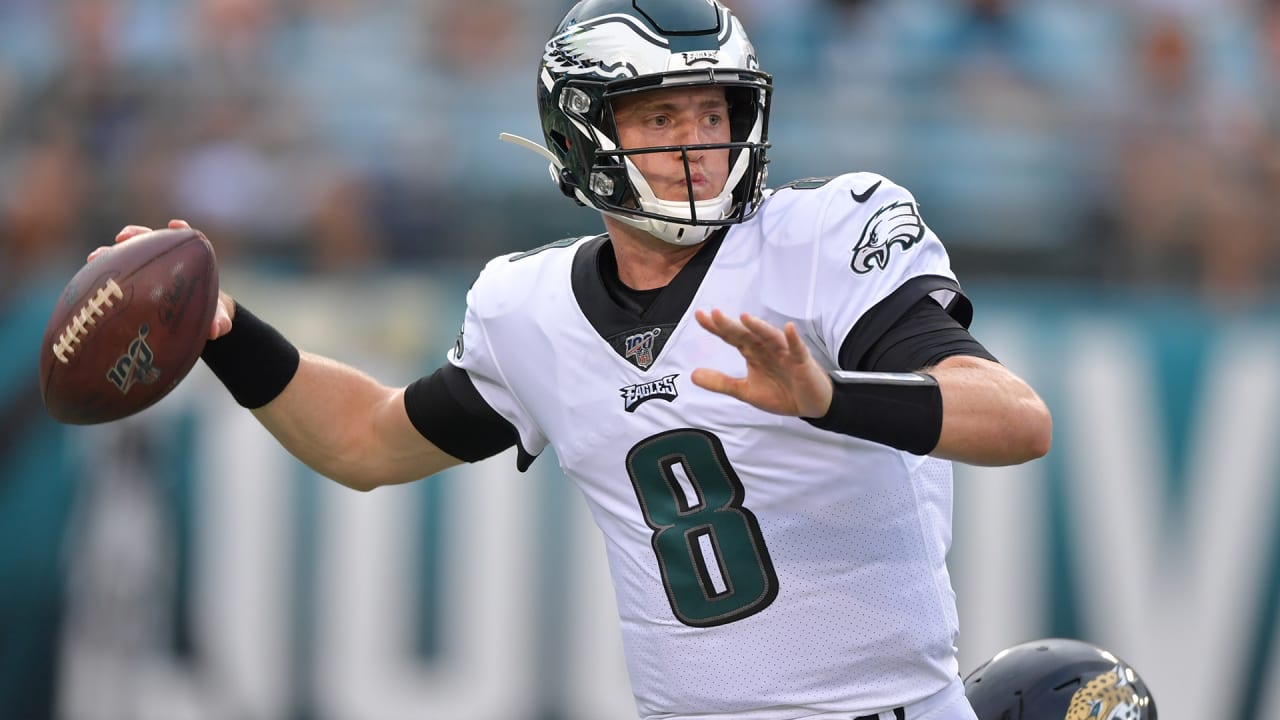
[469, 235, 594, 318]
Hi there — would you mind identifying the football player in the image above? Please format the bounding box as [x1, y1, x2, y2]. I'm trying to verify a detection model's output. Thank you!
[106, 0, 1052, 717]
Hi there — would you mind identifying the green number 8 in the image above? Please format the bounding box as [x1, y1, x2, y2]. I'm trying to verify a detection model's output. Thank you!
[626, 429, 778, 627]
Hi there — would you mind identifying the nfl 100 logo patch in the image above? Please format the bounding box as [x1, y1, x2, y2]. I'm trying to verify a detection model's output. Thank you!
[624, 328, 662, 370]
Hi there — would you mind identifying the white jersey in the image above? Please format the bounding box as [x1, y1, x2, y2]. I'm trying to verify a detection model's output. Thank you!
[450, 173, 968, 719]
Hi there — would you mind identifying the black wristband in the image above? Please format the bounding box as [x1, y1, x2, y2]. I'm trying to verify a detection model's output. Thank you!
[802, 371, 942, 455]
[200, 302, 300, 409]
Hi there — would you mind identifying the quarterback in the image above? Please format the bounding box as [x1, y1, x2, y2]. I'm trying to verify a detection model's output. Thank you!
[105, 0, 1052, 718]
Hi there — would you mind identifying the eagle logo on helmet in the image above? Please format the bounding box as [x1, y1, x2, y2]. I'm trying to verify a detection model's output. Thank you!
[543, 14, 671, 80]
[1065, 664, 1146, 720]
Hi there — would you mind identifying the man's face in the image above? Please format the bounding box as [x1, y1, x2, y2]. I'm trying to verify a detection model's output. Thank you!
[610, 85, 732, 204]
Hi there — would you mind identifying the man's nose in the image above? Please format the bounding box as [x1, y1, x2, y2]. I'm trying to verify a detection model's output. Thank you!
[674, 122, 707, 157]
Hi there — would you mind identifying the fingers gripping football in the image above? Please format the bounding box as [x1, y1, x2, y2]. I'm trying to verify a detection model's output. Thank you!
[41, 223, 222, 424]
[93, 220, 232, 340]
[690, 309, 833, 418]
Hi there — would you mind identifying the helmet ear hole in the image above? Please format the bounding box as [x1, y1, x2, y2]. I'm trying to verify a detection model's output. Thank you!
[549, 130, 570, 154]
[725, 86, 756, 140]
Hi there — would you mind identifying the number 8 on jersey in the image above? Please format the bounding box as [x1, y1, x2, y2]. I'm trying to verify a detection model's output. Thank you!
[626, 428, 779, 627]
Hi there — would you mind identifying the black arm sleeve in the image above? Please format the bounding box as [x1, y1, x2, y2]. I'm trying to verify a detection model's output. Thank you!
[403, 364, 520, 464]
[861, 296, 998, 372]
[839, 276, 997, 373]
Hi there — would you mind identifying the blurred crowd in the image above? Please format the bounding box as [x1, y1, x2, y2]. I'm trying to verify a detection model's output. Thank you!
[0, 3, 1277, 717]
[1, 0, 1278, 304]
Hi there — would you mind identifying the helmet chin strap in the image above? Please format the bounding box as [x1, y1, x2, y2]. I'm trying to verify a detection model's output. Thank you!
[607, 211, 718, 246]
[612, 163, 733, 246]
[612, 135, 755, 246]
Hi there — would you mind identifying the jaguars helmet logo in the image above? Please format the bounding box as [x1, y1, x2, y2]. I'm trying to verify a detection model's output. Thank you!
[1065, 664, 1145, 720]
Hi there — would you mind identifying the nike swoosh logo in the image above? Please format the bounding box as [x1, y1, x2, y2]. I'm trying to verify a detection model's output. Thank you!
[850, 180, 882, 203]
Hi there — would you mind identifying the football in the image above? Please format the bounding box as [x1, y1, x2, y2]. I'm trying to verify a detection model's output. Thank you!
[39, 227, 219, 425]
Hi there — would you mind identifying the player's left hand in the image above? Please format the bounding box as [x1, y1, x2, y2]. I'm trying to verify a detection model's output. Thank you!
[691, 309, 833, 418]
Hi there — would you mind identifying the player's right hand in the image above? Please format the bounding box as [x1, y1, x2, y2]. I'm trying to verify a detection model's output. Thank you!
[91, 219, 235, 341]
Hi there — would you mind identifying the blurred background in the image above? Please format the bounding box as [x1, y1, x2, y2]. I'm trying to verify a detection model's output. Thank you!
[2, 0, 1279, 718]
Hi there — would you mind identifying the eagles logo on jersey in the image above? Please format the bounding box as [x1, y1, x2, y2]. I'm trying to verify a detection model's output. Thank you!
[851, 201, 926, 274]
[620, 374, 680, 412]
[451, 323, 465, 360]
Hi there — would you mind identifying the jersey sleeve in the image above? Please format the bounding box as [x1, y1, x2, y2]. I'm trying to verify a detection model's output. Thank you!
[762, 174, 970, 369]
[446, 257, 550, 465]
